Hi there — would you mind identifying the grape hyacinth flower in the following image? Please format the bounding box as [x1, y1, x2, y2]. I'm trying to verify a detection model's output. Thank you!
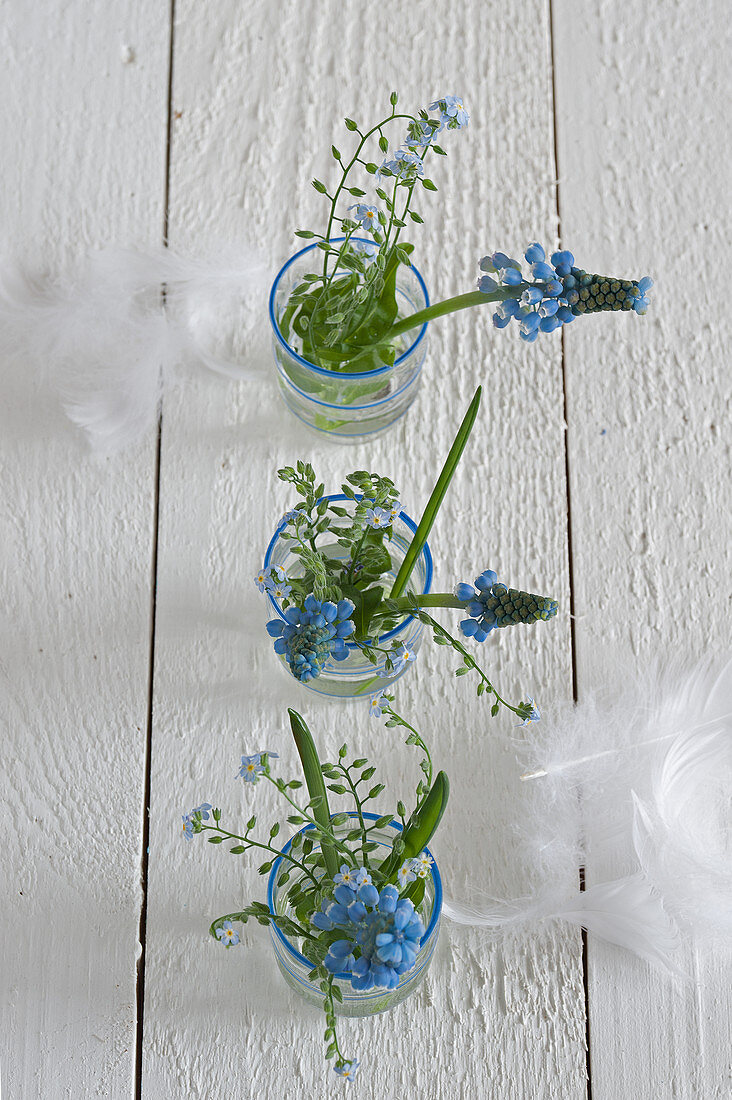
[238, 751, 279, 783]
[480, 244, 653, 341]
[265, 595, 356, 682]
[216, 920, 240, 947]
[314, 880, 425, 991]
[456, 569, 558, 641]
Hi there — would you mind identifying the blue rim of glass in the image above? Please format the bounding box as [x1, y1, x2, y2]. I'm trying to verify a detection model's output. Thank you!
[268, 237, 430, 380]
[262, 494, 433, 646]
[266, 810, 443, 977]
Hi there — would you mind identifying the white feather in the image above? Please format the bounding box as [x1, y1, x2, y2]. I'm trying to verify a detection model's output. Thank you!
[443, 873, 680, 973]
[0, 243, 269, 452]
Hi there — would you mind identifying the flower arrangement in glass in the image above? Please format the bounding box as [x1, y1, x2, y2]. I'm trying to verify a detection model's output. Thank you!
[257, 388, 554, 718]
[183, 707, 450, 1084]
[270, 92, 653, 438]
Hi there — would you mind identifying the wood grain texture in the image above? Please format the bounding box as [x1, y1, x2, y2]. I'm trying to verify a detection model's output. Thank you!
[0, 2, 170, 1095]
[140, 2, 587, 1097]
[552, 2, 732, 1097]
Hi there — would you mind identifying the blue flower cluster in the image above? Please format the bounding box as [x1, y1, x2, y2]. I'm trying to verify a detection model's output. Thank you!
[379, 148, 424, 180]
[266, 595, 356, 682]
[382, 96, 468, 177]
[479, 244, 653, 341]
[455, 569, 558, 640]
[254, 564, 291, 600]
[312, 880, 425, 991]
[428, 95, 469, 130]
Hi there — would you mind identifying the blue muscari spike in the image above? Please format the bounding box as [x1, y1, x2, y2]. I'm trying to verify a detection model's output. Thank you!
[478, 245, 652, 336]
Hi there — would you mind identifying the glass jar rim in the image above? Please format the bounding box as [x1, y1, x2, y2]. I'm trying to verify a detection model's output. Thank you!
[268, 237, 429, 380]
[262, 493, 433, 646]
[266, 810, 443, 976]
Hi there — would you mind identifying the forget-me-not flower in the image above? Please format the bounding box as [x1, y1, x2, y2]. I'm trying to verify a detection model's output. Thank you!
[368, 693, 388, 718]
[390, 643, 417, 675]
[429, 95, 469, 130]
[334, 1060, 361, 1083]
[348, 204, 380, 234]
[365, 506, 391, 529]
[238, 751, 279, 783]
[216, 920, 240, 947]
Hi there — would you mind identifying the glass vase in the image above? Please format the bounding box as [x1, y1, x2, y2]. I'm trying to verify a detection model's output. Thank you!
[262, 494, 432, 699]
[269, 239, 429, 441]
[267, 812, 442, 1018]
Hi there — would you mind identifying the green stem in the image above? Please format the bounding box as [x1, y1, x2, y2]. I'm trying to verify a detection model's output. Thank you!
[321, 112, 418, 278]
[200, 825, 320, 887]
[378, 285, 530, 345]
[340, 764, 370, 867]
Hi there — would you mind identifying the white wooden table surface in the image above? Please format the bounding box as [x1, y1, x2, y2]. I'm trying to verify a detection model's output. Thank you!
[2, 2, 731, 1097]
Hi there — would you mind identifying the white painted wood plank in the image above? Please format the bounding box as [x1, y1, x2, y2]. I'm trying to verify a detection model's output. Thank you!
[142, 2, 586, 1097]
[553, 2, 732, 1097]
[0, 4, 170, 1096]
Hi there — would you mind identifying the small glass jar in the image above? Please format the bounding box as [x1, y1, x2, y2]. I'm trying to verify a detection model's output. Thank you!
[267, 812, 442, 1018]
[269, 239, 429, 442]
[262, 494, 432, 699]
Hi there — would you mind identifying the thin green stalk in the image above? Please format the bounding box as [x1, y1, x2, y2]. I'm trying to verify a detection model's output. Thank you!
[382, 285, 530, 343]
[200, 824, 320, 888]
[390, 386, 481, 599]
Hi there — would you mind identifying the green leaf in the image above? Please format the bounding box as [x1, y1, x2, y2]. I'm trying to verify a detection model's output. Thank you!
[289, 710, 339, 880]
[421, 179, 438, 191]
[390, 388, 482, 598]
[379, 771, 449, 882]
[352, 584, 384, 638]
[409, 211, 424, 224]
